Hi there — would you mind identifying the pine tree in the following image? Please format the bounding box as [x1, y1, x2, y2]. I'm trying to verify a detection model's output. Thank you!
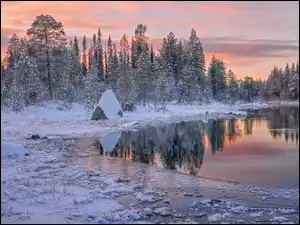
[207, 56, 226, 102]
[156, 59, 168, 108]
[150, 45, 154, 64]
[226, 69, 238, 104]
[289, 63, 299, 99]
[6, 34, 21, 71]
[243, 76, 256, 102]
[82, 35, 88, 76]
[104, 42, 108, 79]
[159, 32, 177, 101]
[111, 43, 119, 92]
[97, 28, 104, 80]
[27, 14, 67, 100]
[117, 34, 132, 103]
[91, 33, 97, 71]
[283, 63, 290, 100]
[107, 34, 113, 59]
[57, 68, 75, 104]
[1, 59, 9, 106]
[186, 29, 206, 102]
[131, 24, 148, 70]
[203, 78, 213, 104]
[73, 36, 80, 59]
[83, 64, 103, 109]
[134, 43, 151, 106]
[9, 76, 24, 112]
[69, 38, 83, 101]
[88, 45, 93, 71]
[106, 35, 116, 90]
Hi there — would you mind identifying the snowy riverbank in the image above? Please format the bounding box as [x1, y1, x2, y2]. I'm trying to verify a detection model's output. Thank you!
[2, 100, 298, 143]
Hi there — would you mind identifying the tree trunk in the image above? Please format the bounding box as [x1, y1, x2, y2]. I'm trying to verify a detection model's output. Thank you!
[143, 88, 146, 106]
[46, 48, 53, 100]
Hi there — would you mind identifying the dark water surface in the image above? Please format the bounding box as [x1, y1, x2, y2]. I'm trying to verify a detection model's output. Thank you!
[90, 107, 299, 188]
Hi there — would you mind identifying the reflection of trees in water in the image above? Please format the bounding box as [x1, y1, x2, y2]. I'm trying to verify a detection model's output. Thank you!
[244, 119, 253, 135]
[242, 107, 299, 145]
[207, 120, 225, 155]
[96, 107, 299, 175]
[258, 107, 299, 145]
[226, 119, 242, 144]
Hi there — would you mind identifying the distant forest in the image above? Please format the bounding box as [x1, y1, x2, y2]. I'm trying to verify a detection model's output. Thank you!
[1, 14, 299, 112]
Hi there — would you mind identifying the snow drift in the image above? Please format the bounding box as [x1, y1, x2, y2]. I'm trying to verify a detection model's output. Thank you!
[1, 141, 25, 158]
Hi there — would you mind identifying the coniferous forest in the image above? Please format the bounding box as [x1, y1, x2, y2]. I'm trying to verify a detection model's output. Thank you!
[1, 14, 299, 112]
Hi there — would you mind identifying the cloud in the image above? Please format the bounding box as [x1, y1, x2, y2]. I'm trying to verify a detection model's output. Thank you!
[203, 40, 299, 58]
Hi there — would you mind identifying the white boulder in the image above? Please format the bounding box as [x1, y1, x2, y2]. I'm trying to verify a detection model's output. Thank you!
[91, 89, 123, 120]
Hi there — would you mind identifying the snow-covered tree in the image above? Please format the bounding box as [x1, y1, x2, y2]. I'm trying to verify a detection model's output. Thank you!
[106, 36, 119, 92]
[131, 24, 148, 70]
[9, 76, 24, 112]
[203, 78, 213, 104]
[158, 33, 177, 101]
[27, 14, 67, 100]
[289, 63, 299, 100]
[1, 60, 9, 106]
[96, 28, 104, 80]
[186, 28, 206, 100]
[83, 65, 104, 109]
[88, 44, 93, 71]
[226, 69, 238, 104]
[117, 34, 132, 103]
[82, 35, 88, 76]
[15, 55, 43, 106]
[207, 56, 226, 102]
[133, 43, 151, 106]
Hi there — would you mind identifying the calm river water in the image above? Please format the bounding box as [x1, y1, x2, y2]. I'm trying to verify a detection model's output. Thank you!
[90, 106, 299, 188]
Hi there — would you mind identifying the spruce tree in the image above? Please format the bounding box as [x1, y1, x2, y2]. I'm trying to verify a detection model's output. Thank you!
[97, 28, 104, 80]
[134, 43, 151, 106]
[207, 56, 226, 102]
[226, 69, 238, 104]
[88, 45, 93, 71]
[117, 34, 132, 103]
[82, 35, 88, 76]
[289, 63, 299, 99]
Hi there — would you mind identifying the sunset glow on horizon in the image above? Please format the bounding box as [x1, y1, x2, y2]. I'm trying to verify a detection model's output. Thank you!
[1, 1, 299, 80]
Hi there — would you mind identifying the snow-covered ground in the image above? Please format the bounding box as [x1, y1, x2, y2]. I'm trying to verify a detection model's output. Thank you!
[1, 138, 299, 224]
[1, 101, 299, 223]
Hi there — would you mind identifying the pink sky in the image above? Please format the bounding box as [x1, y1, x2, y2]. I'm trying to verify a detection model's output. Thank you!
[1, 1, 299, 79]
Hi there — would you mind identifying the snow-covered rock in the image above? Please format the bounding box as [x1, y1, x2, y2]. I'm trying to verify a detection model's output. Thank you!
[1, 141, 25, 158]
[153, 207, 172, 217]
[99, 132, 121, 152]
[91, 89, 123, 120]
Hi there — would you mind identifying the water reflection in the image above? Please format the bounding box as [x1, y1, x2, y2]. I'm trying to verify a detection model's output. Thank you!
[95, 107, 299, 177]
[252, 107, 299, 144]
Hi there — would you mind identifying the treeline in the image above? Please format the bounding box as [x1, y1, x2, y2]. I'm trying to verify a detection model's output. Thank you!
[1, 14, 298, 112]
[262, 63, 299, 101]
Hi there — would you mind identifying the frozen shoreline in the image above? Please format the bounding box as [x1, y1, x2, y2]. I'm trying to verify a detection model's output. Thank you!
[1, 101, 298, 143]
